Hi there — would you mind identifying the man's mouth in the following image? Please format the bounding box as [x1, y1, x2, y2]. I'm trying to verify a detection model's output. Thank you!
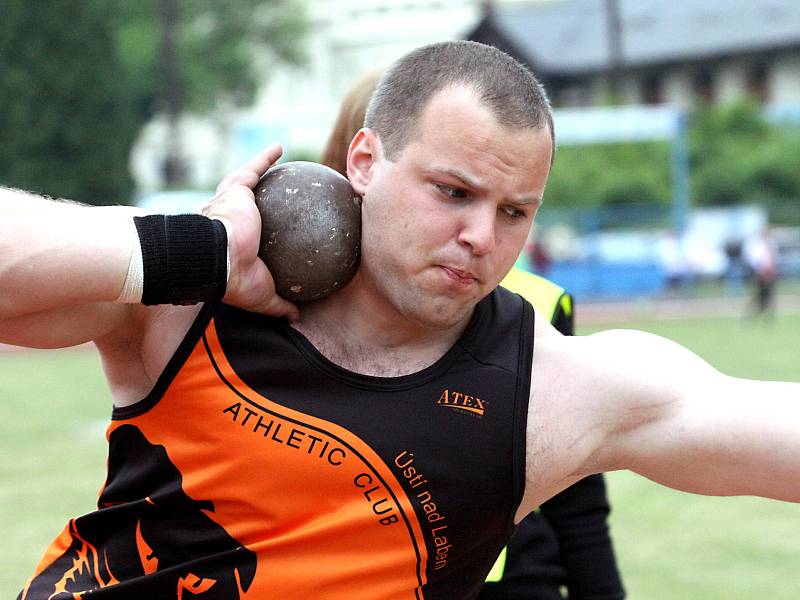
[440, 266, 478, 285]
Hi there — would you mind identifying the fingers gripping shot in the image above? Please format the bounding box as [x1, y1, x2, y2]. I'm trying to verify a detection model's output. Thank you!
[2, 41, 800, 600]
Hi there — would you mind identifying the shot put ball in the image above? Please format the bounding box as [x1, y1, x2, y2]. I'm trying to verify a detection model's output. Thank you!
[254, 161, 362, 302]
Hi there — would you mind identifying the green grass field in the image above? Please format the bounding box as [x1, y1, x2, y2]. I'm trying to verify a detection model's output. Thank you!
[1, 311, 798, 597]
[578, 312, 800, 599]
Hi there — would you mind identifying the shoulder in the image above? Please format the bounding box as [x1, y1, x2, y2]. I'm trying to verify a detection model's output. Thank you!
[518, 331, 664, 512]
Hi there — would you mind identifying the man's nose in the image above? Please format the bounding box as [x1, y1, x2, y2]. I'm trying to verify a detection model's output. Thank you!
[457, 205, 496, 256]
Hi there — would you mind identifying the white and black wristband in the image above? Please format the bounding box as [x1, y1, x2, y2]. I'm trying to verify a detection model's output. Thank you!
[122, 214, 228, 305]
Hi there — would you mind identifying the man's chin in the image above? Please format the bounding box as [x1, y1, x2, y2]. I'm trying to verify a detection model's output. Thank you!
[403, 295, 477, 332]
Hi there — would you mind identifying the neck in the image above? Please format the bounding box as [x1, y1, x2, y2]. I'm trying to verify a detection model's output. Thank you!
[291, 277, 474, 377]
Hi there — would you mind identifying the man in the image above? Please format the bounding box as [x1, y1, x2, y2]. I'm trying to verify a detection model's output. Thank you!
[322, 67, 624, 600]
[2, 41, 798, 599]
[744, 227, 779, 320]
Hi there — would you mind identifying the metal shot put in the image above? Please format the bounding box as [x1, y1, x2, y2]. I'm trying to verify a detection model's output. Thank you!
[254, 161, 361, 302]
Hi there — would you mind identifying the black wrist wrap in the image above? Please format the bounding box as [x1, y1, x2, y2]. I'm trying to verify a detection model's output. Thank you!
[133, 214, 228, 305]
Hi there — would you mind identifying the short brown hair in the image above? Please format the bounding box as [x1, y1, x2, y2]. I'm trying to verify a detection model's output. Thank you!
[365, 41, 554, 162]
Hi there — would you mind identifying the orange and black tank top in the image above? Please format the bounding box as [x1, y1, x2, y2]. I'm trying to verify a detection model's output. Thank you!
[20, 287, 534, 600]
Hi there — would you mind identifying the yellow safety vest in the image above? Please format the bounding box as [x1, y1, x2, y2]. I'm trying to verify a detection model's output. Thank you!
[500, 267, 572, 326]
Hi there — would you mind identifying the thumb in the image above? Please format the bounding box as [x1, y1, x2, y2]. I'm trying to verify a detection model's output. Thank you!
[260, 294, 301, 322]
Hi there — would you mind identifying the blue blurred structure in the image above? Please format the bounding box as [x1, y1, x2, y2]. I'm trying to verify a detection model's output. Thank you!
[548, 261, 664, 299]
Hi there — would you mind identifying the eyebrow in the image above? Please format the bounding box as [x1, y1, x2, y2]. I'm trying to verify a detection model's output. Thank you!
[512, 194, 543, 208]
[431, 166, 485, 192]
[429, 166, 542, 207]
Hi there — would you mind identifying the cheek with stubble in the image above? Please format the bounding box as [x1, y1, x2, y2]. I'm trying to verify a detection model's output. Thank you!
[361, 193, 425, 276]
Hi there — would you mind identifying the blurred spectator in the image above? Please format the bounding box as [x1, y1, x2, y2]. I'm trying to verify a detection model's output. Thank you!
[744, 227, 779, 320]
[657, 229, 685, 293]
[527, 238, 552, 276]
[321, 68, 383, 176]
[723, 237, 746, 296]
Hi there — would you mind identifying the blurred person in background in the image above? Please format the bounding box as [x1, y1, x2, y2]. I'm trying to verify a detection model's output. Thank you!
[657, 229, 686, 293]
[323, 69, 625, 600]
[744, 227, 779, 321]
[723, 237, 746, 297]
[526, 237, 552, 278]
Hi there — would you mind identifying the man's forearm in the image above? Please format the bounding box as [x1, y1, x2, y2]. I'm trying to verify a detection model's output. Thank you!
[630, 375, 800, 503]
[717, 377, 800, 502]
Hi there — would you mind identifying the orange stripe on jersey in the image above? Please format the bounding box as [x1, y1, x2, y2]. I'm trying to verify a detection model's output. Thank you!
[18, 523, 76, 599]
[104, 318, 429, 599]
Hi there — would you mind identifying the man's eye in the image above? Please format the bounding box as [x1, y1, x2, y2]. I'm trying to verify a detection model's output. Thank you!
[503, 206, 526, 220]
[437, 185, 467, 200]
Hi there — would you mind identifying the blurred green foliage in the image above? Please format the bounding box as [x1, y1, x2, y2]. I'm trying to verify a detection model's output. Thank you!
[690, 101, 800, 206]
[0, 0, 137, 205]
[546, 100, 800, 210]
[547, 141, 672, 207]
[114, 0, 307, 120]
[0, 0, 306, 205]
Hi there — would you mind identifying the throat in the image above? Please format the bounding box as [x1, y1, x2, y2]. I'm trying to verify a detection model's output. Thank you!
[290, 314, 462, 378]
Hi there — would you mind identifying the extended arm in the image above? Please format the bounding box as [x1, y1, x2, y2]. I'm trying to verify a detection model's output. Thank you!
[0, 189, 136, 345]
[522, 328, 800, 515]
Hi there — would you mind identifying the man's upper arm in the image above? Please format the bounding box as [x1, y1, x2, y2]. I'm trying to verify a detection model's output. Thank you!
[0, 302, 132, 348]
[538, 330, 725, 478]
[524, 329, 800, 512]
[522, 329, 717, 512]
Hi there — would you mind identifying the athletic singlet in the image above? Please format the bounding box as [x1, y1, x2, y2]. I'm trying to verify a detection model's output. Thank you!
[20, 287, 534, 600]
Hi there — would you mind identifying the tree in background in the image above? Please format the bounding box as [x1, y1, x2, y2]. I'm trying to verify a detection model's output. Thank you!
[544, 101, 800, 217]
[545, 141, 672, 208]
[115, 0, 307, 186]
[0, 1, 137, 205]
[0, 0, 306, 205]
[690, 101, 800, 207]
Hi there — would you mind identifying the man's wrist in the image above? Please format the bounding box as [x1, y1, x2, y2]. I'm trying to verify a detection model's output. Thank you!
[116, 214, 228, 305]
[115, 218, 144, 303]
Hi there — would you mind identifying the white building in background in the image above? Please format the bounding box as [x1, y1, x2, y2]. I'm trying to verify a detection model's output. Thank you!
[468, 0, 800, 110]
[246, 0, 487, 158]
[132, 0, 800, 194]
[131, 0, 488, 194]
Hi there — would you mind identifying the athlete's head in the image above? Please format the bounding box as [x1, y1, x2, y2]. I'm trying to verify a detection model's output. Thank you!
[343, 41, 554, 330]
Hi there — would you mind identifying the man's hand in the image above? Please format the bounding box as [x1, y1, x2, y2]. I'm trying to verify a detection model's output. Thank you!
[202, 144, 300, 320]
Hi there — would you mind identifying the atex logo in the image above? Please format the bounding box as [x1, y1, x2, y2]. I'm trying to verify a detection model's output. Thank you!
[436, 389, 487, 417]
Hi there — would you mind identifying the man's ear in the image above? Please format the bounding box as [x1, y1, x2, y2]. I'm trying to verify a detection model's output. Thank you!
[346, 128, 380, 196]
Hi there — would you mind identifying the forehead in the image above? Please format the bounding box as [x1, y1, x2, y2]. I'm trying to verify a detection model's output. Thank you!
[401, 86, 552, 193]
